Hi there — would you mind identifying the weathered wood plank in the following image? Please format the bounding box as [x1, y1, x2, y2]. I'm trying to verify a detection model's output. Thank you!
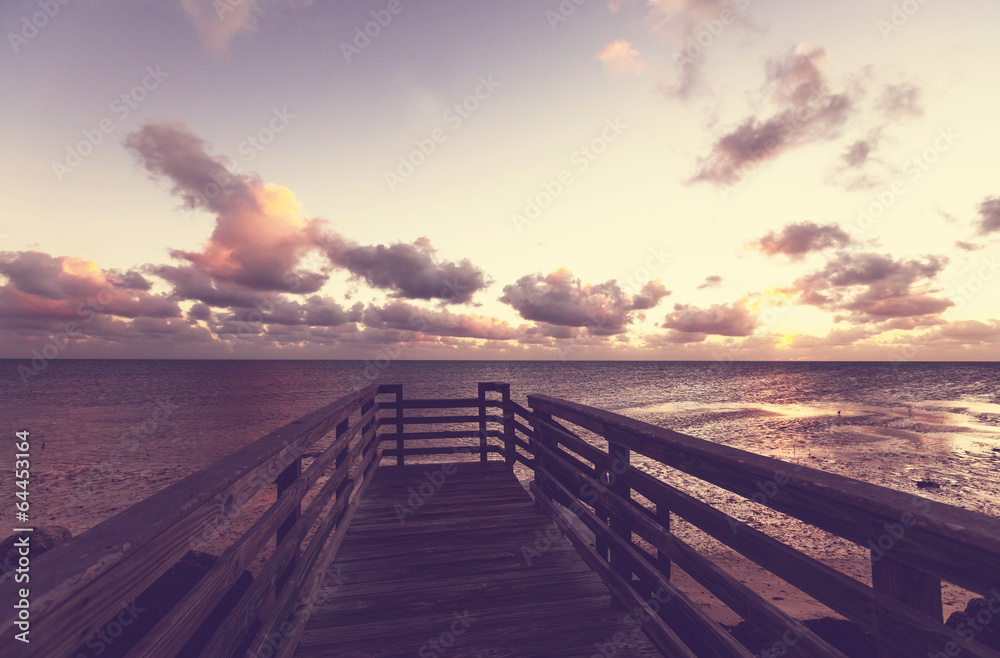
[378, 398, 502, 409]
[292, 462, 659, 657]
[527, 394, 1000, 597]
[538, 444, 844, 657]
[530, 480, 702, 658]
[199, 416, 379, 657]
[378, 429, 503, 441]
[123, 404, 375, 658]
[0, 386, 378, 654]
[272, 444, 384, 658]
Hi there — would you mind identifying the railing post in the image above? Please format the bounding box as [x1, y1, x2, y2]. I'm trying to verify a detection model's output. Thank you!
[395, 385, 404, 465]
[334, 416, 351, 511]
[498, 383, 513, 468]
[360, 397, 374, 457]
[275, 456, 300, 593]
[530, 409, 552, 507]
[872, 554, 942, 658]
[606, 430, 631, 610]
[477, 382, 488, 463]
[655, 503, 671, 581]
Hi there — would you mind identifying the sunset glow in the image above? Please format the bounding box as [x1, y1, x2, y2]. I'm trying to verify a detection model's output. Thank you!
[1, 1, 998, 361]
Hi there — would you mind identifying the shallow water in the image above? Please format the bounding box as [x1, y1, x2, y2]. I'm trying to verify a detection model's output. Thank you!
[1, 359, 997, 538]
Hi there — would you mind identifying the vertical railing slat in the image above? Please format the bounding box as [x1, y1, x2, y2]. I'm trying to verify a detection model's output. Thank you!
[872, 554, 942, 658]
[477, 382, 488, 463]
[275, 457, 300, 593]
[499, 383, 514, 468]
[395, 385, 404, 465]
[607, 431, 631, 610]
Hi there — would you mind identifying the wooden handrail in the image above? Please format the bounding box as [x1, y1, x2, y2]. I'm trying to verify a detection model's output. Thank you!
[526, 393, 1000, 658]
[0, 385, 378, 656]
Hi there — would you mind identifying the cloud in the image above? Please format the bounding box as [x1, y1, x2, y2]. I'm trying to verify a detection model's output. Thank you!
[647, 0, 755, 99]
[788, 252, 953, 321]
[128, 121, 490, 304]
[926, 319, 1000, 344]
[180, 0, 262, 56]
[124, 121, 257, 214]
[500, 268, 670, 335]
[0, 251, 224, 358]
[753, 221, 852, 259]
[976, 196, 1000, 235]
[690, 45, 854, 185]
[127, 122, 328, 294]
[877, 83, 923, 119]
[827, 82, 922, 189]
[215, 295, 363, 327]
[598, 40, 645, 76]
[783, 326, 877, 349]
[663, 300, 758, 337]
[697, 275, 722, 289]
[363, 300, 523, 340]
[955, 240, 982, 252]
[841, 139, 872, 168]
[320, 234, 489, 304]
[0, 251, 180, 321]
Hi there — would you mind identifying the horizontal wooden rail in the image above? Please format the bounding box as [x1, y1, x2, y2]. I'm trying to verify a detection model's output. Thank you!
[528, 395, 1000, 597]
[375, 413, 506, 426]
[125, 403, 377, 657]
[378, 429, 503, 441]
[377, 398, 502, 409]
[537, 439, 842, 657]
[382, 446, 504, 458]
[526, 393, 1000, 658]
[0, 386, 379, 656]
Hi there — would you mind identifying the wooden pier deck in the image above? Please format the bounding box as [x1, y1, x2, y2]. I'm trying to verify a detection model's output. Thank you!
[294, 462, 657, 657]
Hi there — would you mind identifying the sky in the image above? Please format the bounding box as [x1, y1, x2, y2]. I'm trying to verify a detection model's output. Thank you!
[1, 0, 999, 362]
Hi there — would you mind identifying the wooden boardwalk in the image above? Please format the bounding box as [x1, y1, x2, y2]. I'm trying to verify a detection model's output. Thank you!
[8, 383, 999, 657]
[294, 462, 659, 657]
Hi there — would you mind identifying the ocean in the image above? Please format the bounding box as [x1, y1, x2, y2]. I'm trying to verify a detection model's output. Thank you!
[2, 359, 999, 541]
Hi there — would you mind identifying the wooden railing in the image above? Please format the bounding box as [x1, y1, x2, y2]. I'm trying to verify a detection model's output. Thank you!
[375, 382, 535, 469]
[0, 385, 384, 657]
[525, 393, 1000, 658]
[3, 381, 997, 658]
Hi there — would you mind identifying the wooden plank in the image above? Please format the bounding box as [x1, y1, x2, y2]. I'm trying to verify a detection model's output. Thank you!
[0, 386, 379, 653]
[272, 444, 384, 658]
[527, 394, 1000, 598]
[238, 441, 382, 658]
[508, 399, 532, 422]
[535, 415, 606, 465]
[500, 383, 515, 467]
[394, 384, 404, 466]
[382, 445, 503, 458]
[530, 481, 702, 658]
[478, 382, 489, 463]
[514, 453, 534, 468]
[199, 417, 378, 657]
[378, 398, 502, 409]
[536, 468, 757, 657]
[376, 414, 505, 426]
[275, 457, 301, 593]
[379, 430, 503, 441]
[123, 406, 374, 658]
[292, 462, 658, 657]
[873, 554, 943, 658]
[620, 457, 998, 658]
[513, 418, 533, 439]
[538, 445, 844, 657]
